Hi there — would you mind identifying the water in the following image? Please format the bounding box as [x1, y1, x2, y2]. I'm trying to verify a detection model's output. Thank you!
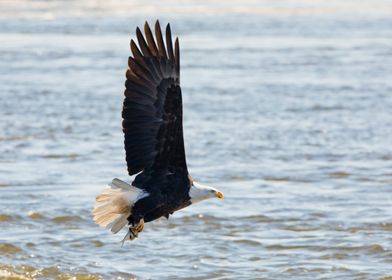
[1, 1, 392, 279]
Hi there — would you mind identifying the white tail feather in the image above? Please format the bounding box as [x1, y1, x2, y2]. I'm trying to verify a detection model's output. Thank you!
[110, 215, 128, 234]
[93, 178, 148, 234]
[111, 178, 133, 190]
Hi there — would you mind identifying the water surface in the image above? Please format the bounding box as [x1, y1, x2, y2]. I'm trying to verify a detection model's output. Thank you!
[1, 1, 392, 279]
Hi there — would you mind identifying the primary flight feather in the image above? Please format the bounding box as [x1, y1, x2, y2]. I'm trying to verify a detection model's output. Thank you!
[93, 21, 224, 244]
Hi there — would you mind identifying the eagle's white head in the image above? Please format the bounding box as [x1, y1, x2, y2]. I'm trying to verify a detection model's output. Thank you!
[189, 181, 224, 204]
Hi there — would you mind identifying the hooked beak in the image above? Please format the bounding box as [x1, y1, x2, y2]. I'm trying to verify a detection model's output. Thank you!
[216, 191, 224, 199]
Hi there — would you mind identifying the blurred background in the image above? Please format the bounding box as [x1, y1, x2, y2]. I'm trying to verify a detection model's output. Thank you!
[1, 0, 392, 279]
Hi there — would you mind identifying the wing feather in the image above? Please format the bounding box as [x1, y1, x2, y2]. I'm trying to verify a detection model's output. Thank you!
[136, 27, 152, 58]
[127, 57, 156, 87]
[122, 21, 187, 185]
[165, 24, 175, 64]
[144, 21, 159, 56]
[174, 37, 180, 80]
[155, 21, 168, 60]
[130, 40, 146, 66]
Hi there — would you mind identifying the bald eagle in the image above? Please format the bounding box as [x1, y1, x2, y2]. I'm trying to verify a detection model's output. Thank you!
[93, 21, 224, 244]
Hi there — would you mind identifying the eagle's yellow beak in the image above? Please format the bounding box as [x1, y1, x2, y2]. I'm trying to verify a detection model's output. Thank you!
[216, 192, 224, 199]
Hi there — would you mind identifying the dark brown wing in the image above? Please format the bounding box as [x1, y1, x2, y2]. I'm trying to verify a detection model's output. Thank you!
[122, 21, 187, 183]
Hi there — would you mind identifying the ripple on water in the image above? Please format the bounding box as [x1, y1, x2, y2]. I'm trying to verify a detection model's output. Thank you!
[243, 214, 274, 223]
[91, 240, 104, 247]
[0, 214, 13, 222]
[283, 225, 319, 232]
[0, 244, 22, 255]
[0, 264, 35, 280]
[266, 244, 387, 254]
[232, 239, 262, 246]
[0, 264, 105, 280]
[263, 176, 290, 182]
[51, 215, 84, 223]
[359, 222, 392, 232]
[329, 171, 351, 178]
[319, 253, 350, 260]
[42, 153, 79, 159]
[380, 223, 392, 231]
[27, 211, 44, 220]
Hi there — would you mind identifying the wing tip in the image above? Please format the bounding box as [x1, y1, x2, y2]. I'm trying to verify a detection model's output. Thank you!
[166, 23, 172, 38]
[174, 36, 180, 77]
[144, 20, 151, 34]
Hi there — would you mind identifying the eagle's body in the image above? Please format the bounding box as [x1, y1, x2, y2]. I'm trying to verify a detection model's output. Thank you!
[93, 21, 223, 243]
[130, 171, 192, 224]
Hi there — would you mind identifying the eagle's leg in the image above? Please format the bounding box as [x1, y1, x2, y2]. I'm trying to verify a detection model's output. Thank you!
[121, 219, 144, 244]
[128, 195, 164, 226]
[122, 195, 164, 242]
[128, 218, 144, 240]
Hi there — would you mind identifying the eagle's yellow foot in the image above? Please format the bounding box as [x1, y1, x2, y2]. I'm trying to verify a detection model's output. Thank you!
[120, 218, 145, 246]
[133, 218, 144, 233]
[129, 218, 144, 239]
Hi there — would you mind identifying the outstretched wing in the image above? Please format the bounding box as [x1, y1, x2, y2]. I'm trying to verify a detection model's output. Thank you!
[122, 21, 188, 183]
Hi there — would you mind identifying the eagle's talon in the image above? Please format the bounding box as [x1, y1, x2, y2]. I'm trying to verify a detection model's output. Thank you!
[131, 218, 144, 235]
[129, 229, 138, 240]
